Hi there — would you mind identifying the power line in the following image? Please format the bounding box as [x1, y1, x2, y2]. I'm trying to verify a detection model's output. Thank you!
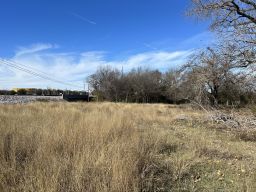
[1, 58, 52, 77]
[0, 59, 83, 89]
[1, 59, 83, 88]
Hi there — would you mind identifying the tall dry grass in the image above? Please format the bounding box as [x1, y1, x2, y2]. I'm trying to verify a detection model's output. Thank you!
[1, 102, 256, 191]
[0, 102, 175, 191]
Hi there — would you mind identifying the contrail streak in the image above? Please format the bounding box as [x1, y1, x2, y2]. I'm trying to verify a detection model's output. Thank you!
[71, 12, 96, 25]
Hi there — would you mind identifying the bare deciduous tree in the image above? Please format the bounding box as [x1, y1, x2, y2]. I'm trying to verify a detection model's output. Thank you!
[188, 0, 256, 44]
[182, 44, 255, 105]
[87, 66, 121, 101]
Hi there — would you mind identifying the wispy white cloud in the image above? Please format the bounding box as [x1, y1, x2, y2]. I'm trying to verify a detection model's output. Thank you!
[119, 51, 192, 70]
[143, 43, 158, 50]
[140, 31, 216, 52]
[15, 43, 58, 57]
[0, 44, 192, 90]
[71, 12, 97, 25]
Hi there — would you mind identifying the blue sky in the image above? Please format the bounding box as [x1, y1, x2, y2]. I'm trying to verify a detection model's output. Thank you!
[0, 0, 215, 90]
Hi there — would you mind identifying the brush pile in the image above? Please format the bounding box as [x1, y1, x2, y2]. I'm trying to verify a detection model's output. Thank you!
[210, 111, 256, 129]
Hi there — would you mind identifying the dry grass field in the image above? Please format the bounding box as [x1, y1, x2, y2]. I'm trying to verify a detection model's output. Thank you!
[1, 102, 256, 191]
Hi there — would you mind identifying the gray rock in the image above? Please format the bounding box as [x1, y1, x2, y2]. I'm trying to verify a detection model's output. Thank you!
[0, 95, 63, 104]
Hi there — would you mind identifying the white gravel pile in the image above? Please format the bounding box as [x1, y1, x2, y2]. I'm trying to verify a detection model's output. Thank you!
[0, 95, 63, 104]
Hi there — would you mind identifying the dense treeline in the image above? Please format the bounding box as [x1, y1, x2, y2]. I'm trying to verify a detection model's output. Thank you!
[87, 61, 255, 106]
[88, 67, 172, 103]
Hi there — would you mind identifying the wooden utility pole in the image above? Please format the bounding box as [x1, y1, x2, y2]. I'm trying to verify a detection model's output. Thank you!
[87, 84, 90, 102]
